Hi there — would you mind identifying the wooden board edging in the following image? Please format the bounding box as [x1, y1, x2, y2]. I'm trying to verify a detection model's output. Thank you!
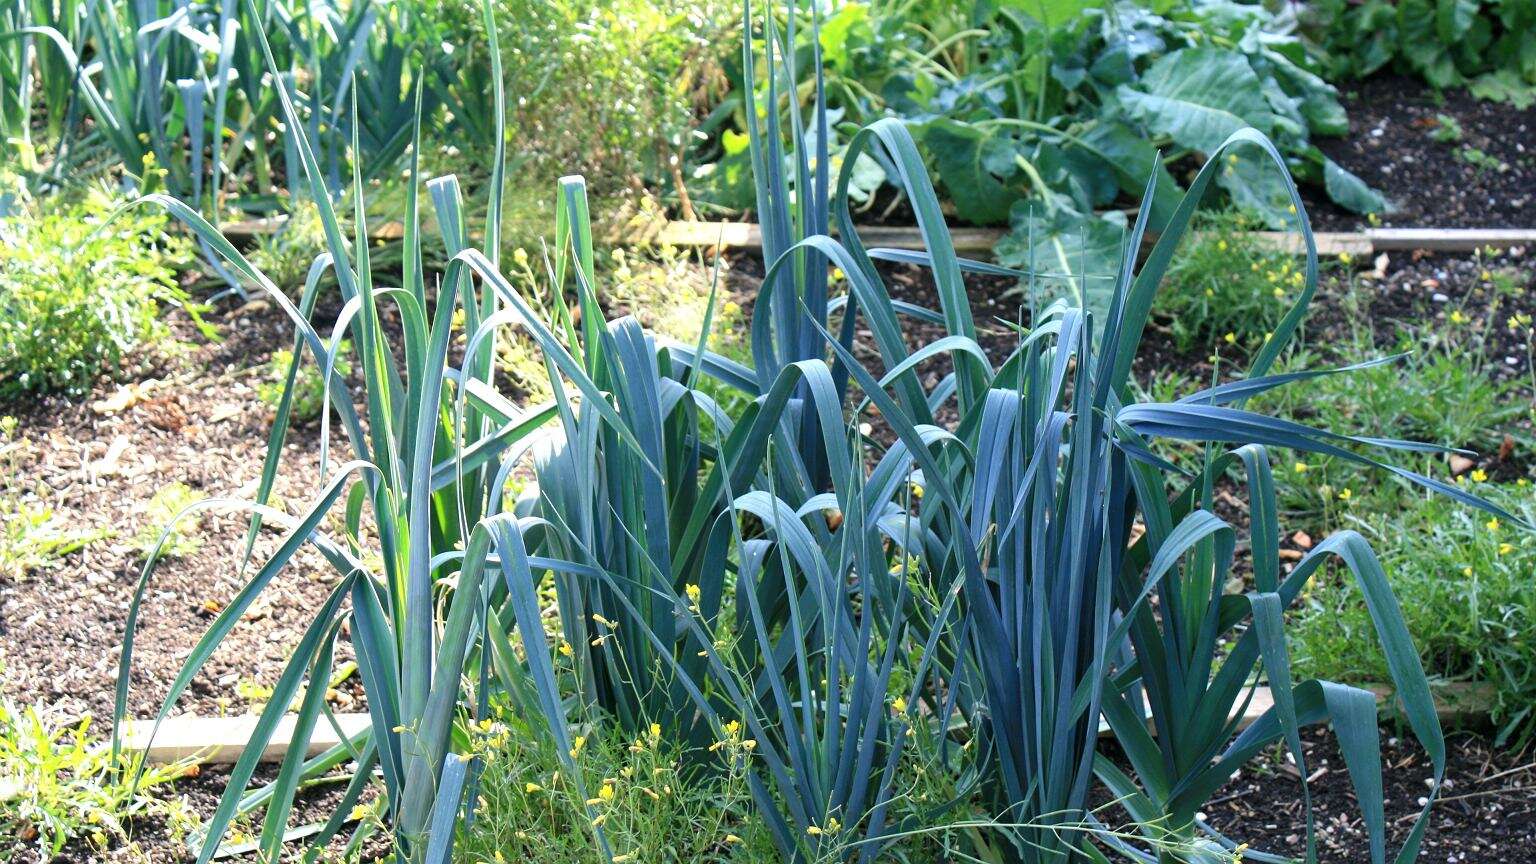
[119, 712, 372, 766]
[122, 682, 1489, 765]
[650, 221, 1536, 260]
[206, 215, 1536, 262]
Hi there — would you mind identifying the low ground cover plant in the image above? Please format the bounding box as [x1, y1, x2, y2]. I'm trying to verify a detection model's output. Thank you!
[695, 0, 1382, 268]
[0, 184, 196, 399]
[1304, 0, 1536, 104]
[0, 691, 193, 861]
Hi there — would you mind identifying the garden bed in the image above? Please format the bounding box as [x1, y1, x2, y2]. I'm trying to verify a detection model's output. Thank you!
[0, 302, 364, 722]
[1302, 76, 1536, 231]
[3, 235, 1533, 860]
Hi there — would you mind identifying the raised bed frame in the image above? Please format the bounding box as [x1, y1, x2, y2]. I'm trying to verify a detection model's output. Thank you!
[122, 683, 1491, 765]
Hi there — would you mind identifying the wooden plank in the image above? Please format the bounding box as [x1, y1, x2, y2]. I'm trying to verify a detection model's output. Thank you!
[1367, 228, 1536, 252]
[653, 220, 1374, 258]
[215, 216, 405, 242]
[120, 712, 372, 765]
[118, 679, 1486, 764]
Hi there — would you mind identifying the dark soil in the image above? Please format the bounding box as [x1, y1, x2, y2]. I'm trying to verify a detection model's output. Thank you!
[1192, 728, 1536, 862]
[1302, 76, 1536, 230]
[0, 298, 365, 722]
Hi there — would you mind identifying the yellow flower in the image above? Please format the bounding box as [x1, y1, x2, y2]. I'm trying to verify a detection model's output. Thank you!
[806, 826, 823, 837]
[1499, 543, 1514, 555]
[593, 613, 617, 628]
[1217, 239, 1228, 251]
[685, 583, 702, 608]
[559, 641, 574, 657]
[525, 782, 543, 793]
[1273, 287, 1285, 299]
[569, 735, 587, 758]
[1471, 469, 1488, 482]
[1487, 517, 1501, 533]
[1337, 488, 1352, 501]
[1463, 566, 1473, 577]
[892, 696, 908, 713]
[1450, 309, 1468, 325]
[1223, 332, 1236, 345]
[1481, 270, 1493, 281]
[612, 854, 634, 863]
[649, 722, 662, 742]
[826, 817, 842, 833]
[725, 834, 744, 844]
[1338, 252, 1353, 265]
[1293, 462, 1308, 474]
[599, 782, 616, 802]
[513, 247, 529, 267]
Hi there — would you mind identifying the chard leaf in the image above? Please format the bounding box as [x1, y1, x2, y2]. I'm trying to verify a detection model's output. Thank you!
[1116, 48, 1273, 154]
[918, 118, 1023, 224]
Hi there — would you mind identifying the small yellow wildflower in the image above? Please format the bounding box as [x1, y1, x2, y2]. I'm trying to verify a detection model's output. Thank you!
[1293, 462, 1309, 474]
[1223, 332, 1236, 345]
[685, 583, 702, 608]
[649, 722, 662, 742]
[559, 641, 574, 658]
[1217, 239, 1228, 251]
[569, 735, 587, 758]
[1487, 517, 1501, 533]
[725, 834, 744, 845]
[1471, 469, 1488, 482]
[892, 696, 908, 713]
[1337, 488, 1352, 501]
[513, 247, 529, 267]
[1273, 287, 1286, 299]
[1338, 252, 1353, 266]
[806, 826, 824, 837]
[599, 782, 616, 802]
[1499, 543, 1514, 555]
[525, 782, 543, 793]
[1463, 566, 1474, 577]
[1450, 309, 1468, 325]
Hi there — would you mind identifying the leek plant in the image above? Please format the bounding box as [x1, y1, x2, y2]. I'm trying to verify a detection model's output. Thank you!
[102, 2, 1520, 863]
[109, 5, 583, 862]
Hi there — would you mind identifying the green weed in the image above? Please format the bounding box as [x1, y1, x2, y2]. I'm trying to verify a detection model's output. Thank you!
[0, 186, 198, 399]
[0, 694, 195, 861]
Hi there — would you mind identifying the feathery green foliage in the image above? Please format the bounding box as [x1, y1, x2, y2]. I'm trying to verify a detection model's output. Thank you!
[0, 186, 194, 398]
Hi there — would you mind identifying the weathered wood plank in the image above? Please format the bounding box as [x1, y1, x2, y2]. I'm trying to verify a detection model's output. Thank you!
[120, 712, 372, 765]
[120, 680, 1488, 764]
[653, 221, 1376, 258]
[1367, 228, 1536, 251]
